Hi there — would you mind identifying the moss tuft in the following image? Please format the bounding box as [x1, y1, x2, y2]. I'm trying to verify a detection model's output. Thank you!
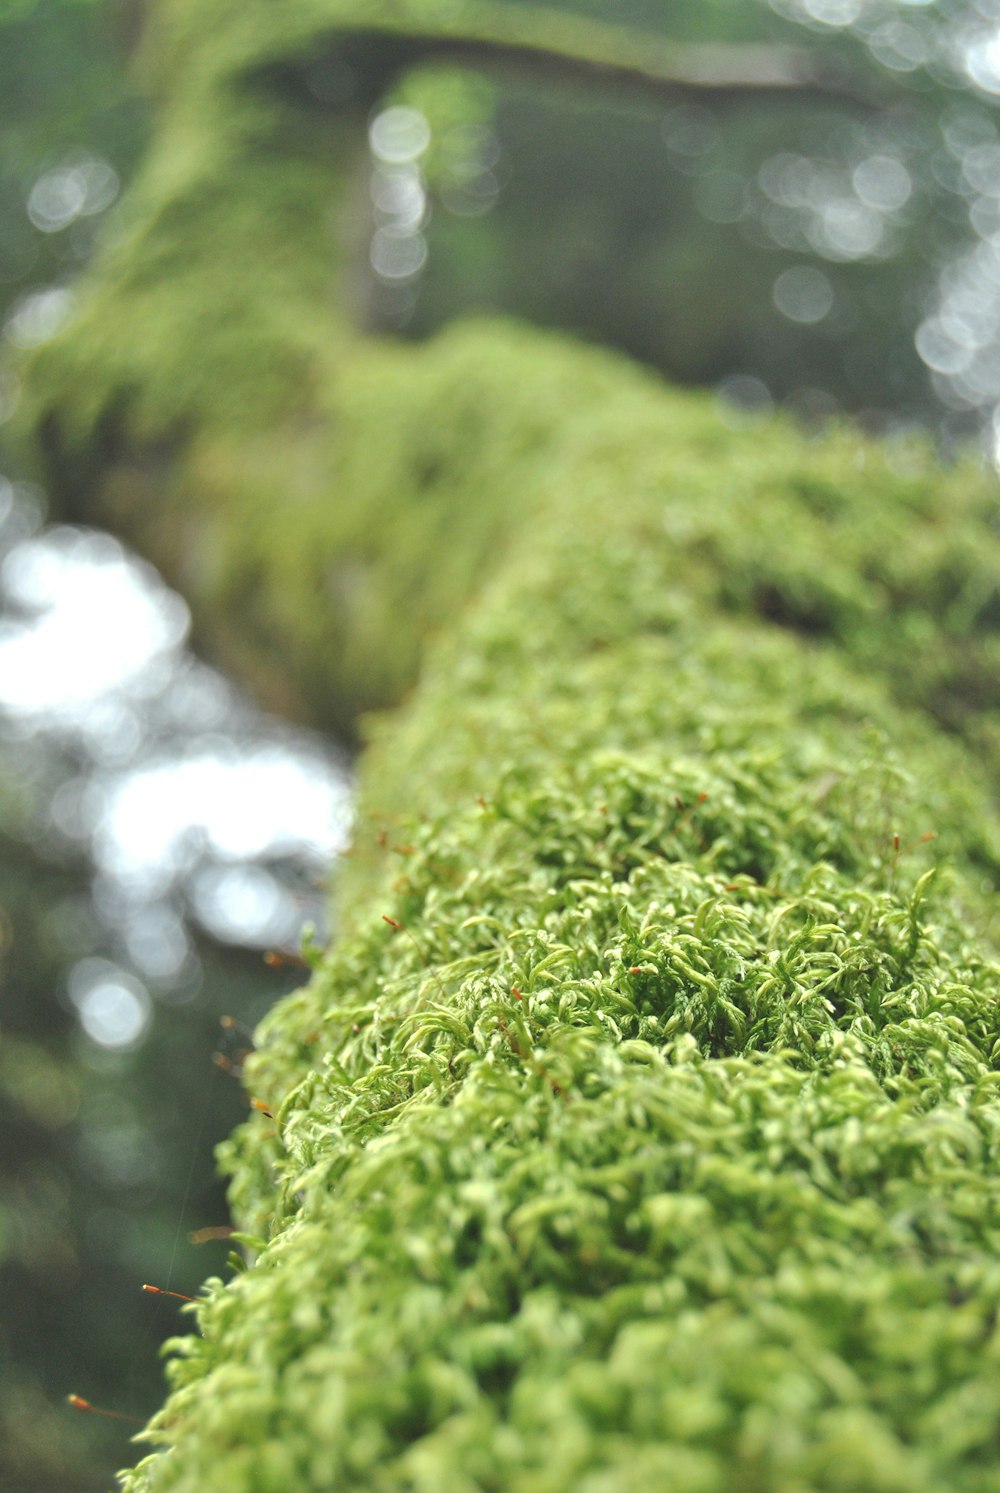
[117, 403, 1000, 1489]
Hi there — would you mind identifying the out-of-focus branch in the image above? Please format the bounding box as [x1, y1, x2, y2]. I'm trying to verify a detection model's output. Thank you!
[248, 4, 884, 113]
[392, 35, 881, 111]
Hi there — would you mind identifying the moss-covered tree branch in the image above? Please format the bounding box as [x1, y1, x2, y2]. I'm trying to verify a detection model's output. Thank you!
[11, 1, 895, 738]
[118, 370, 1000, 1488]
[10, 2, 1000, 1488]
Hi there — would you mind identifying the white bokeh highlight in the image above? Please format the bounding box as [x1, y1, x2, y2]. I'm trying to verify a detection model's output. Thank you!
[0, 515, 354, 1048]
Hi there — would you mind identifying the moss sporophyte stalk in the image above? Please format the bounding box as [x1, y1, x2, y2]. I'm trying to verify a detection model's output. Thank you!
[11, 1, 1000, 1489]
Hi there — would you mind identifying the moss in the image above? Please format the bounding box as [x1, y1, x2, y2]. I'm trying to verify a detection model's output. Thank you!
[111, 394, 1000, 1487]
[10, 2, 1000, 1486]
[13, 0, 1000, 748]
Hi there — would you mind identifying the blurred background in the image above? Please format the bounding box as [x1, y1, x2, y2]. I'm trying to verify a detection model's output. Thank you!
[2, 1, 1000, 1488]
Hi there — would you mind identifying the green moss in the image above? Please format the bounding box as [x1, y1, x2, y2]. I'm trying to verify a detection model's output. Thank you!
[112, 395, 1000, 1488]
[11, 3, 1000, 1486]
[13, 0, 1000, 747]
[138, 1054, 1000, 1490]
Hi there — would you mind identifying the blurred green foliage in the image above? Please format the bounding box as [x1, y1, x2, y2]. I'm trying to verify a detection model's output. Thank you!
[0, 13, 306, 1493]
[15, 0, 989, 745]
[0, 0, 148, 328]
[0, 12, 153, 1491]
[0, 723, 298, 1491]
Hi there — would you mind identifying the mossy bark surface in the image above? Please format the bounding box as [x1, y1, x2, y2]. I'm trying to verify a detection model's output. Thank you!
[120, 415, 1000, 1490]
[11, 3, 1000, 1488]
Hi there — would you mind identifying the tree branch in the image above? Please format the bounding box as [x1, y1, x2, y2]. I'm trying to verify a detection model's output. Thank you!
[389, 35, 881, 112]
[248, 4, 884, 114]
